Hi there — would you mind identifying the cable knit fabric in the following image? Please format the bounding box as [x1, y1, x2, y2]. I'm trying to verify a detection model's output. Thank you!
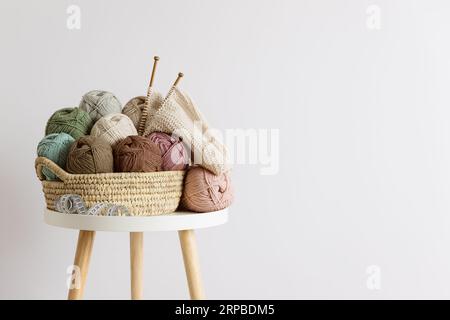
[144, 87, 229, 175]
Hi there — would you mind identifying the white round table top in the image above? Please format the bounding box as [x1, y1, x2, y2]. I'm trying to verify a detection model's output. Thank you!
[44, 208, 228, 232]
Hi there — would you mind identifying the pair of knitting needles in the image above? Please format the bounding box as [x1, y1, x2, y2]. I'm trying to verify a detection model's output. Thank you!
[137, 56, 183, 135]
[148, 56, 184, 90]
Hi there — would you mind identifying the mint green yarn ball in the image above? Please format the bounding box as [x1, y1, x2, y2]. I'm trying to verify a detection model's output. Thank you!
[37, 133, 75, 180]
[45, 107, 93, 139]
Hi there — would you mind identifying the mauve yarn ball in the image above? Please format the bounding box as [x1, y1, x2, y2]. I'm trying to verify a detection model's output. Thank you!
[113, 135, 162, 172]
[37, 133, 75, 180]
[122, 96, 146, 129]
[66, 136, 114, 174]
[79, 90, 122, 121]
[45, 107, 93, 139]
[90, 113, 137, 146]
[181, 166, 234, 213]
[147, 132, 188, 171]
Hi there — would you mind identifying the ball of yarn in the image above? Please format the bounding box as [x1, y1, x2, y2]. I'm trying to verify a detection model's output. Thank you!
[147, 132, 188, 171]
[37, 133, 75, 180]
[122, 96, 146, 129]
[114, 136, 162, 172]
[66, 136, 114, 174]
[181, 167, 234, 213]
[45, 107, 93, 139]
[90, 113, 137, 146]
[79, 90, 122, 121]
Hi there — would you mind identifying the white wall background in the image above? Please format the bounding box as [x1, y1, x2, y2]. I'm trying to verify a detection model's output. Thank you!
[1, 0, 450, 299]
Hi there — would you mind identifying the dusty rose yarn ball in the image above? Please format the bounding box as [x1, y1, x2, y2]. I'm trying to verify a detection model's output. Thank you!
[181, 166, 233, 213]
[147, 132, 188, 171]
[113, 135, 162, 172]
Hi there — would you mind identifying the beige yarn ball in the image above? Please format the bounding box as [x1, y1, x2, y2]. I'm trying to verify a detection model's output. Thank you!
[90, 113, 137, 146]
[122, 93, 164, 130]
[122, 96, 146, 129]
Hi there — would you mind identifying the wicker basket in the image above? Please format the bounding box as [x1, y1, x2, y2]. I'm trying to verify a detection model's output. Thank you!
[35, 157, 185, 216]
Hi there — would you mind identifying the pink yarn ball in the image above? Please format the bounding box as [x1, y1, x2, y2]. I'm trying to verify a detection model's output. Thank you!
[181, 166, 233, 213]
[147, 132, 188, 171]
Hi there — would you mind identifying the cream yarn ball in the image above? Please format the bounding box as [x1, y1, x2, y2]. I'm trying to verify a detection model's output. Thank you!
[90, 113, 137, 146]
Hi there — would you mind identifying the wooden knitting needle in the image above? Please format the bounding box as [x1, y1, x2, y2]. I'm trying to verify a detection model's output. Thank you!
[163, 72, 184, 102]
[173, 72, 184, 87]
[138, 56, 159, 136]
[149, 56, 160, 88]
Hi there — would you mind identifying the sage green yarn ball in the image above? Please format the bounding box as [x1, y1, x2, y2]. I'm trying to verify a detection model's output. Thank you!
[37, 133, 75, 180]
[45, 107, 93, 139]
[79, 90, 122, 121]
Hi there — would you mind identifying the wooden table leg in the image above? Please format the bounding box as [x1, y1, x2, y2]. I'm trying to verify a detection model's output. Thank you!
[178, 229, 205, 300]
[68, 230, 95, 300]
[130, 232, 144, 300]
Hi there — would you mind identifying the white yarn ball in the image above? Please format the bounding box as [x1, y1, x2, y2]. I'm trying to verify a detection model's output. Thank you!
[90, 113, 137, 146]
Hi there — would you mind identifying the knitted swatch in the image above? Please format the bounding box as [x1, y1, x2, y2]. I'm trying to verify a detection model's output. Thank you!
[144, 87, 229, 175]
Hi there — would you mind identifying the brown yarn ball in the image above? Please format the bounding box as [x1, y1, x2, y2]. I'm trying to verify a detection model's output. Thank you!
[181, 166, 234, 213]
[113, 135, 162, 172]
[66, 136, 114, 174]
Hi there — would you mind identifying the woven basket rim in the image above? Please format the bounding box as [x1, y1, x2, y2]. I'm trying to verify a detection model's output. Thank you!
[35, 156, 185, 182]
[53, 170, 184, 178]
